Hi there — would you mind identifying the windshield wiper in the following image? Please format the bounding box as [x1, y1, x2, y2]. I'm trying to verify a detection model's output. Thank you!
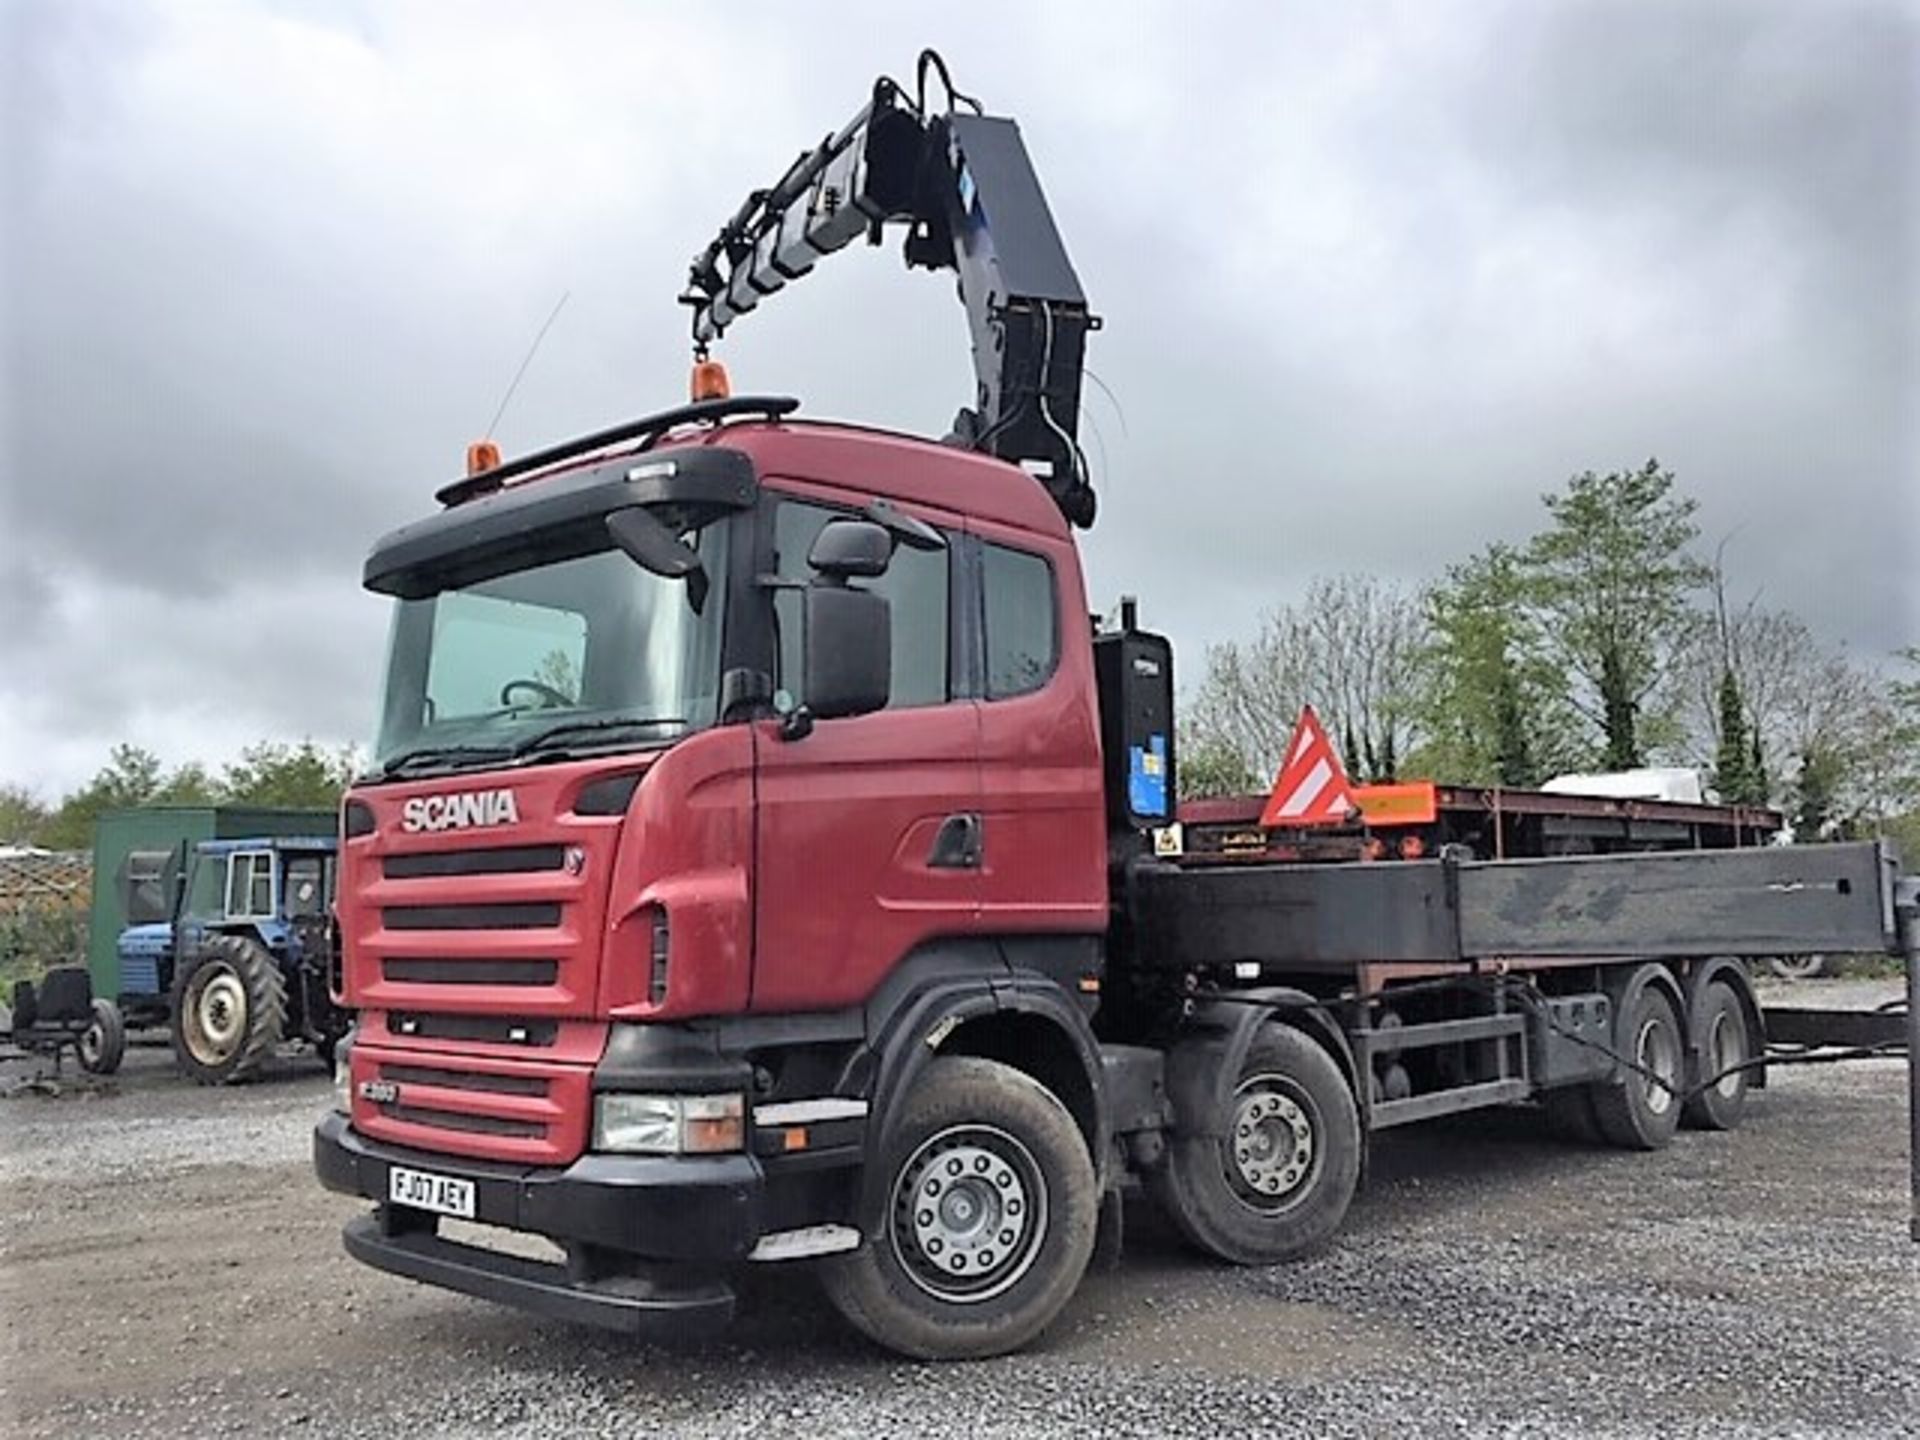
[513, 716, 690, 758]
[379, 743, 514, 779]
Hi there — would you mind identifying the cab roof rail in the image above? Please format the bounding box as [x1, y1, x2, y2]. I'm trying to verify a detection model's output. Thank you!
[435, 395, 800, 508]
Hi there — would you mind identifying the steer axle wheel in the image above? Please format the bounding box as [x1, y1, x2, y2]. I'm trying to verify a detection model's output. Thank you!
[820, 1056, 1096, 1360]
[169, 934, 287, 1085]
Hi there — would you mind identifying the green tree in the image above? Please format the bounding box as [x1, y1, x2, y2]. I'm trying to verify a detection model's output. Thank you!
[1186, 575, 1426, 785]
[1177, 733, 1258, 799]
[154, 761, 221, 806]
[1415, 545, 1575, 787]
[221, 740, 358, 810]
[1712, 669, 1765, 804]
[1528, 460, 1709, 769]
[1791, 742, 1844, 837]
[39, 744, 170, 849]
[0, 784, 53, 847]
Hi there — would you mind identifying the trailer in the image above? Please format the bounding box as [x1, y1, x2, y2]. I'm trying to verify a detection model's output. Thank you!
[313, 52, 1918, 1360]
[1180, 779, 1782, 863]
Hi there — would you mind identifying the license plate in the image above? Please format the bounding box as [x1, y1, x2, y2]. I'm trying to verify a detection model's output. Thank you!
[388, 1165, 475, 1219]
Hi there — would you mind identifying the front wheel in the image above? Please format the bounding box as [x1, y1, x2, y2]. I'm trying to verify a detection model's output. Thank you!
[77, 998, 126, 1075]
[820, 1057, 1097, 1360]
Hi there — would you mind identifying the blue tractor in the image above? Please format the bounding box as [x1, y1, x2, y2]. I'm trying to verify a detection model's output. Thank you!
[117, 836, 348, 1084]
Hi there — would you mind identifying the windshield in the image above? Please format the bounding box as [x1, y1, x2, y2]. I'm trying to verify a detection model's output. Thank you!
[371, 520, 728, 774]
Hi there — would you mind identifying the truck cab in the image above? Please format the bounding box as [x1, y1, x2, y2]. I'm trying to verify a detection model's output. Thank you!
[319, 408, 1128, 1351]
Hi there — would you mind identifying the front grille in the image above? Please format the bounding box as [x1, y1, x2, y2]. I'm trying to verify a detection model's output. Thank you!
[381, 1103, 547, 1139]
[121, 954, 161, 997]
[383, 846, 566, 880]
[381, 958, 559, 986]
[387, 1013, 560, 1047]
[383, 903, 562, 931]
[353, 1036, 594, 1164]
[379, 1063, 551, 1097]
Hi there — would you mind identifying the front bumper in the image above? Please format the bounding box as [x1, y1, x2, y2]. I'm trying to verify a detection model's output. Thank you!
[315, 1111, 765, 1335]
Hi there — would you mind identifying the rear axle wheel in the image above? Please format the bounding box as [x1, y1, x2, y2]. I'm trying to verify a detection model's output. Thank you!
[1590, 982, 1684, 1150]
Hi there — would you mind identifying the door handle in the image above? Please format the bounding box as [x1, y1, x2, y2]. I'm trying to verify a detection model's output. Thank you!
[928, 813, 984, 870]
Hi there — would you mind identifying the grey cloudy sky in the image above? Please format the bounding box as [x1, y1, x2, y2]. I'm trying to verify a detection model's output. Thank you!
[2, 0, 1915, 796]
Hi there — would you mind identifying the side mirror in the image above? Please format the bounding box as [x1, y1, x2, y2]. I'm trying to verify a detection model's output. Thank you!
[808, 518, 893, 580]
[803, 584, 890, 721]
[606, 506, 710, 612]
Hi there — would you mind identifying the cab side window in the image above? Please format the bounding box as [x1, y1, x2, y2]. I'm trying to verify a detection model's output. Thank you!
[981, 542, 1059, 699]
[773, 500, 952, 710]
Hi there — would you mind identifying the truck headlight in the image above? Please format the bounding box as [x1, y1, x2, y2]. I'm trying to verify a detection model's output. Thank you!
[592, 1093, 744, 1155]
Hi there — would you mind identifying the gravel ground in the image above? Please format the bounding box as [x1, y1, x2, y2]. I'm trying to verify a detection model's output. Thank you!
[1, 983, 1914, 1440]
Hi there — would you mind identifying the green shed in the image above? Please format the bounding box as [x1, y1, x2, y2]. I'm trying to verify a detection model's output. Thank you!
[88, 806, 334, 998]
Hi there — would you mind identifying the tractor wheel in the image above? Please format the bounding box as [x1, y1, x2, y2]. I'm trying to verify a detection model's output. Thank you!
[820, 1057, 1097, 1360]
[170, 935, 287, 1085]
[1151, 1023, 1362, 1265]
[78, 998, 127, 1076]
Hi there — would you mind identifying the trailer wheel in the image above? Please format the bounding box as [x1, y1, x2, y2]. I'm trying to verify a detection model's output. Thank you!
[1590, 984, 1684, 1150]
[820, 1056, 1096, 1360]
[170, 935, 287, 1085]
[1152, 1023, 1361, 1265]
[77, 998, 126, 1076]
[1681, 981, 1753, 1131]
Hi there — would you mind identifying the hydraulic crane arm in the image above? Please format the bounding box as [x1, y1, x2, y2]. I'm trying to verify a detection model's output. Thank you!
[679, 52, 1099, 528]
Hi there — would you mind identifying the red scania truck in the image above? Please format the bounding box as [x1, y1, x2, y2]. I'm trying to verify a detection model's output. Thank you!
[315, 55, 1918, 1359]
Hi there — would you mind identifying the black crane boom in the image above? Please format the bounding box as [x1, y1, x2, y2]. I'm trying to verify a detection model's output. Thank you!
[679, 57, 1099, 528]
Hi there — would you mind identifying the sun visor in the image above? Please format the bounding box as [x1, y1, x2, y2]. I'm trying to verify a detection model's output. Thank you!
[364, 447, 756, 599]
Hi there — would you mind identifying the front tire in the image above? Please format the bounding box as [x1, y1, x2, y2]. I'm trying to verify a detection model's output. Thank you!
[78, 998, 126, 1075]
[1151, 1023, 1362, 1265]
[820, 1057, 1097, 1360]
[169, 935, 287, 1085]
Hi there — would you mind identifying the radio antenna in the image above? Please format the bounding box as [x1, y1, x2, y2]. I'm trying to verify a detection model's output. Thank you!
[485, 290, 571, 438]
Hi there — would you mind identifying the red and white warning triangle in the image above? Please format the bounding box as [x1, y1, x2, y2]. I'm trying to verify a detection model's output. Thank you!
[1258, 705, 1358, 828]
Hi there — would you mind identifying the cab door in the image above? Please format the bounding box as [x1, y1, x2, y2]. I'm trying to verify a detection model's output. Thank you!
[749, 487, 982, 1013]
